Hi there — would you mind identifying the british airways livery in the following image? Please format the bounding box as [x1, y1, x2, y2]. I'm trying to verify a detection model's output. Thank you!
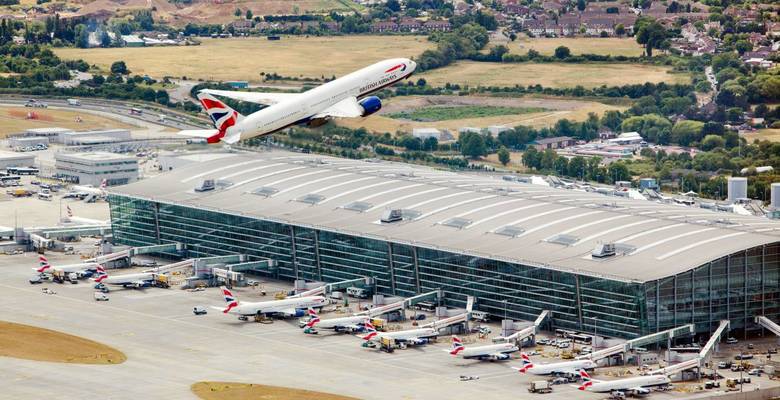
[179, 58, 417, 144]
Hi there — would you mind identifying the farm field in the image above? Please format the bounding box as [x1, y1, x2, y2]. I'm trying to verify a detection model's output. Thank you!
[744, 128, 780, 143]
[55, 36, 433, 82]
[502, 37, 645, 57]
[0, 106, 134, 138]
[192, 382, 359, 400]
[387, 105, 548, 121]
[337, 95, 626, 134]
[418, 61, 689, 88]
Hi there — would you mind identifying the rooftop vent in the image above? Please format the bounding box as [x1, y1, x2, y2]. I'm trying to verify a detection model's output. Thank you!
[194, 179, 215, 192]
[344, 201, 373, 212]
[592, 243, 616, 258]
[251, 187, 278, 197]
[441, 217, 472, 229]
[381, 209, 403, 223]
[546, 234, 579, 246]
[494, 225, 525, 238]
[297, 194, 325, 204]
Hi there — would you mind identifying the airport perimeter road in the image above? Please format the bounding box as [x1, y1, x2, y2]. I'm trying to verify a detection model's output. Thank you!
[0, 97, 208, 131]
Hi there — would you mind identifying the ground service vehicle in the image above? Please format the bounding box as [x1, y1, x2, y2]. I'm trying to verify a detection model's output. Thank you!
[529, 381, 552, 393]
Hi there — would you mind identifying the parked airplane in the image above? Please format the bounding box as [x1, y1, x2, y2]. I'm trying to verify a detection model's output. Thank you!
[63, 205, 109, 226]
[178, 58, 416, 144]
[515, 353, 597, 375]
[360, 322, 438, 346]
[92, 266, 156, 289]
[448, 336, 518, 361]
[71, 179, 107, 201]
[578, 370, 671, 394]
[216, 287, 328, 320]
[302, 309, 369, 333]
[34, 255, 100, 277]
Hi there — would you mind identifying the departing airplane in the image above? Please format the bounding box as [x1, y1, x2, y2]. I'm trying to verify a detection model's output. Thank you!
[448, 336, 518, 361]
[360, 322, 438, 346]
[178, 58, 417, 144]
[92, 266, 156, 289]
[515, 353, 597, 375]
[217, 287, 328, 320]
[34, 255, 100, 278]
[302, 309, 369, 333]
[578, 370, 671, 394]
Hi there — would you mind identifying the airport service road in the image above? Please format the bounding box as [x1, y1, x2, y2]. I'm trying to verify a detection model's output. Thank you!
[0, 254, 769, 400]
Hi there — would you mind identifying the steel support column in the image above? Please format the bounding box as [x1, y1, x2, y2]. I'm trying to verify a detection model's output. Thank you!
[411, 247, 421, 293]
[387, 242, 397, 296]
[313, 230, 322, 281]
[289, 225, 298, 279]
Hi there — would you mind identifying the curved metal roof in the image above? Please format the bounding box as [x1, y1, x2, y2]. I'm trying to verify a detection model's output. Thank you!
[111, 150, 780, 283]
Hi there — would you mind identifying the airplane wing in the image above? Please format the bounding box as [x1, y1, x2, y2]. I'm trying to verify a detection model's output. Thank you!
[177, 129, 219, 138]
[278, 308, 298, 317]
[629, 387, 651, 395]
[199, 89, 300, 105]
[551, 368, 578, 375]
[313, 96, 364, 119]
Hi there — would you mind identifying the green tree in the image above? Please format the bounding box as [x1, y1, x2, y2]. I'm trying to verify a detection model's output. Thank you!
[577, 0, 586, 11]
[110, 60, 129, 74]
[567, 156, 586, 179]
[554, 46, 571, 59]
[459, 132, 487, 159]
[601, 110, 622, 132]
[607, 162, 630, 183]
[615, 24, 626, 36]
[621, 114, 672, 144]
[734, 40, 751, 55]
[74, 24, 89, 48]
[497, 146, 510, 166]
[635, 18, 668, 57]
[670, 120, 705, 146]
[246, 9, 253, 20]
[235, 8, 241, 17]
[700, 134, 725, 150]
[522, 146, 540, 169]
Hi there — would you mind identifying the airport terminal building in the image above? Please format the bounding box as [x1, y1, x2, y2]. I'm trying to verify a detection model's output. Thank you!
[108, 150, 780, 339]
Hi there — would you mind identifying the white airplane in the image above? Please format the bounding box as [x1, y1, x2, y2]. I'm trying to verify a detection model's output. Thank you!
[62, 205, 109, 226]
[92, 266, 156, 289]
[34, 255, 100, 278]
[515, 352, 598, 375]
[360, 322, 438, 346]
[217, 287, 328, 320]
[578, 370, 671, 394]
[178, 58, 417, 144]
[301, 309, 370, 333]
[71, 179, 107, 201]
[448, 336, 518, 361]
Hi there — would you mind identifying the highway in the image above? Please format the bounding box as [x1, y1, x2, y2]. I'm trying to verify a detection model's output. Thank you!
[0, 96, 209, 131]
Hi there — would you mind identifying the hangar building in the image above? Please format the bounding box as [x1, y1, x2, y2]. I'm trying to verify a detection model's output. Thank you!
[108, 151, 780, 339]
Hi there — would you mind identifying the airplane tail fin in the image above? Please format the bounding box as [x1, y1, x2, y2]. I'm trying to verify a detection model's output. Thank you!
[578, 370, 593, 390]
[191, 92, 245, 144]
[221, 286, 239, 314]
[305, 308, 320, 328]
[517, 352, 533, 373]
[92, 266, 108, 283]
[360, 322, 378, 340]
[35, 255, 51, 273]
[449, 336, 465, 355]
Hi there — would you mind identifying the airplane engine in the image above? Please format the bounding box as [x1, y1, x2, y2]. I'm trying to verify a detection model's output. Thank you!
[358, 96, 382, 117]
[492, 353, 511, 361]
[292, 309, 306, 318]
[410, 338, 429, 345]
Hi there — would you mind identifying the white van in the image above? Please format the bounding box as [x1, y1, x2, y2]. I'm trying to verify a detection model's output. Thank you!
[67, 98, 81, 106]
[37, 192, 52, 201]
[94, 292, 109, 301]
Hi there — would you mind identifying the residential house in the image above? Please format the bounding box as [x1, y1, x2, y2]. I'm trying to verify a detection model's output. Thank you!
[398, 18, 422, 32]
[423, 20, 451, 32]
[371, 21, 398, 33]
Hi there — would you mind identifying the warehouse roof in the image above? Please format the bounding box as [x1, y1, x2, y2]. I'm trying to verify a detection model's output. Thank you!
[110, 150, 780, 283]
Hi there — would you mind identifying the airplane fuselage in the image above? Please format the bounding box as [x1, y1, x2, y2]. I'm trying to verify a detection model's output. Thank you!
[229, 58, 416, 140]
[459, 343, 518, 360]
[101, 272, 155, 287]
[526, 359, 598, 375]
[588, 375, 671, 393]
[230, 295, 327, 317]
[368, 328, 438, 343]
[311, 315, 369, 331]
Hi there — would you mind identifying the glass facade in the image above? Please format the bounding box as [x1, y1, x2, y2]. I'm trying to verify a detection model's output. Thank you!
[109, 194, 780, 339]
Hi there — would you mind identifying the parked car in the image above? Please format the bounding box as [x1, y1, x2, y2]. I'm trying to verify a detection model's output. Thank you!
[193, 306, 207, 315]
[748, 368, 761, 376]
[718, 361, 732, 369]
[29, 275, 43, 284]
[94, 292, 109, 301]
[727, 337, 738, 344]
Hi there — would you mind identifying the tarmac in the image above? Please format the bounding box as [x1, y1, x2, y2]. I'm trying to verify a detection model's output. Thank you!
[1, 249, 779, 399]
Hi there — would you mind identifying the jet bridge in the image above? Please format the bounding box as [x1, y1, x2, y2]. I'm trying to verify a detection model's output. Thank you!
[493, 310, 551, 345]
[756, 316, 780, 338]
[699, 320, 730, 363]
[356, 290, 442, 318]
[89, 243, 185, 265]
[294, 277, 374, 298]
[39, 224, 111, 239]
[647, 320, 730, 378]
[577, 324, 695, 362]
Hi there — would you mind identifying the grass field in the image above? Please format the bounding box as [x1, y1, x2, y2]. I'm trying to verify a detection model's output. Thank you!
[338, 95, 626, 134]
[387, 106, 548, 121]
[744, 128, 780, 143]
[419, 61, 689, 88]
[55, 36, 433, 82]
[0, 321, 126, 364]
[504, 37, 645, 57]
[0, 106, 134, 138]
[192, 382, 359, 400]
